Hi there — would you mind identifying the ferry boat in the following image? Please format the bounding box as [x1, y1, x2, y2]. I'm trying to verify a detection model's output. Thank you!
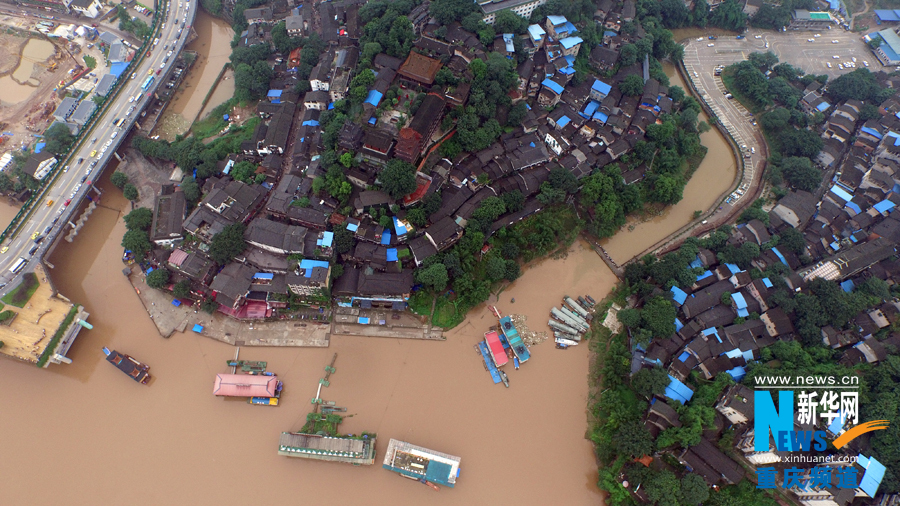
[484, 330, 508, 368]
[477, 341, 502, 384]
[496, 312, 530, 363]
[249, 396, 280, 406]
[102, 347, 151, 384]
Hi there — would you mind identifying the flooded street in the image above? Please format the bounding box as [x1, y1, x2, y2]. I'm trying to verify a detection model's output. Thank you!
[0, 166, 610, 503]
[156, 10, 233, 139]
[601, 63, 736, 264]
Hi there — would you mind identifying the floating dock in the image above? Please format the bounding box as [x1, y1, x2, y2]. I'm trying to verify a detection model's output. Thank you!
[278, 432, 377, 465]
[382, 438, 461, 488]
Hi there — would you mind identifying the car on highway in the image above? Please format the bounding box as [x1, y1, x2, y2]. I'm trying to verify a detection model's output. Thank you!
[807, 38, 814, 42]
[80, 176, 87, 183]
[31, 231, 40, 240]
[707, 43, 714, 47]
[852, 57, 857, 62]
[76, 157, 83, 164]
[89, 160, 97, 168]
[832, 40, 839, 43]
[864, 61, 869, 67]
[754, 35, 762, 39]
[697, 37, 704, 41]
[46, 199, 53, 207]
[90, 150, 97, 157]
[765, 42, 769, 48]
[0, 247, 7, 254]
[833, 55, 840, 59]
[815, 33, 821, 37]
[153, 37, 159, 46]
[827, 62, 832, 68]
[63, 199, 71, 207]
[838, 64, 843, 69]
[111, 131, 118, 139]
[148, 69, 154, 75]
[751, 147, 755, 154]
[129, 96, 135, 103]
[90, 137, 97, 143]
[131, 72, 136, 79]
[63, 165, 69, 172]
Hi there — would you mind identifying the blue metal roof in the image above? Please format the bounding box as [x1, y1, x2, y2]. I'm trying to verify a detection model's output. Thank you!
[299, 259, 330, 276]
[845, 201, 862, 214]
[604, 30, 617, 37]
[732, 292, 747, 309]
[541, 78, 565, 95]
[674, 318, 684, 332]
[861, 126, 883, 139]
[302, 120, 319, 126]
[876, 9, 900, 21]
[671, 286, 688, 305]
[771, 247, 789, 267]
[317, 231, 334, 248]
[527, 24, 545, 42]
[689, 255, 703, 269]
[368, 117, 377, 125]
[857, 454, 886, 497]
[841, 279, 855, 292]
[592, 111, 609, 123]
[346, 221, 359, 232]
[393, 216, 408, 235]
[253, 272, 274, 280]
[665, 375, 694, 404]
[874, 199, 895, 213]
[581, 100, 599, 118]
[726, 366, 746, 381]
[563, 21, 578, 35]
[556, 115, 570, 128]
[381, 230, 391, 245]
[678, 351, 690, 362]
[109, 62, 128, 77]
[268, 89, 282, 97]
[386, 248, 398, 262]
[592, 79, 612, 96]
[559, 36, 583, 49]
[696, 270, 713, 281]
[547, 15, 567, 26]
[830, 184, 853, 202]
[725, 263, 741, 274]
[815, 101, 830, 112]
[762, 277, 773, 288]
[364, 89, 383, 106]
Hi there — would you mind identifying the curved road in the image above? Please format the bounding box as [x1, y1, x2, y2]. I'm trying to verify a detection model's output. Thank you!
[0, 0, 196, 294]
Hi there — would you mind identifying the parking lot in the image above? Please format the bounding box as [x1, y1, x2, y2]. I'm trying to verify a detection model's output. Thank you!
[688, 27, 879, 80]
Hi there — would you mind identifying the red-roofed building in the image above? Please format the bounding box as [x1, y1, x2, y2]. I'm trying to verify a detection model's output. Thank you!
[394, 93, 445, 163]
[402, 172, 433, 206]
[213, 374, 280, 397]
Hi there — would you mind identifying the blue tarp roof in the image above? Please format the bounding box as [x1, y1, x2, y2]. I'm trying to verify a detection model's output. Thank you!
[253, 273, 274, 280]
[671, 287, 688, 305]
[689, 255, 703, 269]
[771, 247, 789, 266]
[34, 142, 46, 154]
[368, 117, 377, 125]
[603, 30, 617, 37]
[592, 111, 609, 123]
[857, 454, 886, 497]
[726, 366, 746, 381]
[678, 351, 690, 362]
[299, 259, 330, 277]
[364, 89, 383, 106]
[556, 115, 570, 128]
[665, 375, 694, 404]
[327, 102, 334, 110]
[317, 231, 334, 248]
[562, 21, 578, 35]
[109, 62, 128, 77]
[172, 299, 181, 306]
[696, 270, 713, 281]
[841, 279, 855, 292]
[845, 201, 862, 214]
[268, 89, 282, 97]
[386, 248, 398, 262]
[874, 200, 895, 213]
[831, 185, 852, 203]
[762, 277, 773, 288]
[541, 78, 565, 95]
[674, 318, 684, 332]
[592, 79, 612, 96]
[888, 131, 900, 146]
[816, 101, 830, 112]
[725, 264, 741, 274]
[346, 221, 359, 232]
[861, 126, 883, 139]
[732, 292, 747, 309]
[192, 324, 204, 333]
[381, 230, 391, 245]
[358, 317, 370, 324]
[393, 216, 408, 236]
[581, 100, 600, 118]
[302, 120, 319, 126]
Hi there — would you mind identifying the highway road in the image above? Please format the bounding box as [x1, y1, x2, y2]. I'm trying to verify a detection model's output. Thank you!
[0, 0, 197, 295]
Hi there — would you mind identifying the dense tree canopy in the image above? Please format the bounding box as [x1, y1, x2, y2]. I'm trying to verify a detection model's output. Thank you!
[380, 159, 418, 200]
[780, 156, 821, 192]
[124, 208, 153, 231]
[43, 123, 75, 156]
[208, 223, 247, 265]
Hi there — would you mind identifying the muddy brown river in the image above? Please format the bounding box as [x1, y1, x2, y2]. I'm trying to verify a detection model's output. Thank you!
[0, 171, 609, 504]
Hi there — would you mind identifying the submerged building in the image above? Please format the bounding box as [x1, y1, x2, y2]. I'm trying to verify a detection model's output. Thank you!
[382, 438, 461, 487]
[278, 432, 377, 465]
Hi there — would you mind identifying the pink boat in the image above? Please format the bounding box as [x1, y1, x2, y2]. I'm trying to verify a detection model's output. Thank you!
[484, 331, 508, 368]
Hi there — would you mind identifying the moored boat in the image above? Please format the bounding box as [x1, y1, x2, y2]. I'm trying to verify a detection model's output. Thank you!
[498, 369, 509, 388]
[484, 330, 508, 368]
[102, 347, 151, 384]
[499, 315, 530, 363]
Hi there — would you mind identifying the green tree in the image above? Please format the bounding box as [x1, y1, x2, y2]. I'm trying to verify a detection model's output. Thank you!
[501, 189, 524, 213]
[230, 160, 258, 183]
[781, 156, 820, 192]
[111, 172, 129, 189]
[416, 263, 448, 291]
[632, 366, 670, 398]
[618, 74, 644, 97]
[380, 159, 418, 199]
[201, 297, 219, 314]
[208, 223, 247, 264]
[121, 229, 151, 260]
[493, 9, 528, 34]
[181, 176, 200, 203]
[124, 207, 153, 231]
[485, 256, 507, 281]
[123, 183, 139, 201]
[645, 470, 681, 506]
[617, 307, 642, 328]
[172, 280, 192, 299]
[42, 123, 75, 156]
[146, 268, 170, 289]
[641, 296, 676, 338]
[332, 225, 356, 254]
[614, 421, 654, 459]
[779, 226, 805, 254]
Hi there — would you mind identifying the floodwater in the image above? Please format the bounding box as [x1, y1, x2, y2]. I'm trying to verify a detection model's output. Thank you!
[0, 198, 19, 229]
[600, 63, 736, 264]
[0, 164, 611, 504]
[0, 38, 54, 105]
[196, 66, 235, 121]
[159, 9, 233, 138]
